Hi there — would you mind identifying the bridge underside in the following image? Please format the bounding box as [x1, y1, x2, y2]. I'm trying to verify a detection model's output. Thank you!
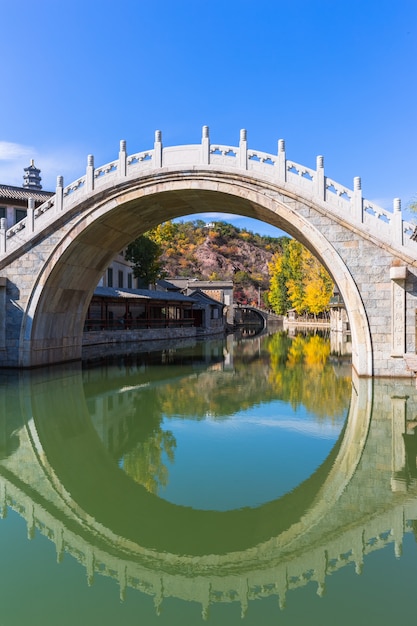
[1, 170, 416, 376]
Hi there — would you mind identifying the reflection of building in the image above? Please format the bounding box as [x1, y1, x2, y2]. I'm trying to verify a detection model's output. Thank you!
[329, 290, 349, 333]
[87, 385, 137, 456]
[329, 290, 352, 356]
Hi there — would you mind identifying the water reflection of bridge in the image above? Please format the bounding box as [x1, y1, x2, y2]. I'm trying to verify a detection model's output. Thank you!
[1, 368, 417, 619]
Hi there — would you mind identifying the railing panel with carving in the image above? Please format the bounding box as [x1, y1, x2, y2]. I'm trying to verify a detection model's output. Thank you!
[286, 160, 317, 193]
[209, 144, 239, 167]
[126, 151, 154, 175]
[93, 160, 118, 187]
[1, 129, 415, 260]
[63, 176, 86, 198]
[247, 149, 277, 178]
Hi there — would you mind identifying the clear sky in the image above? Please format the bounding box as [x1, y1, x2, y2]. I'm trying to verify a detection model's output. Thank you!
[1, 0, 416, 236]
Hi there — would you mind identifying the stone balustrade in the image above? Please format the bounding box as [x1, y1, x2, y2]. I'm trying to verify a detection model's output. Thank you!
[0, 126, 415, 260]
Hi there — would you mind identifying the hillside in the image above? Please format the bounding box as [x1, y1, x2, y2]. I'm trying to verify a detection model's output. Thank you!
[151, 220, 287, 306]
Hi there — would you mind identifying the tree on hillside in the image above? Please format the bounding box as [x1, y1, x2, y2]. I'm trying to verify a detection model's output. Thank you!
[267, 240, 292, 314]
[125, 220, 289, 303]
[267, 239, 333, 316]
[125, 235, 164, 287]
[408, 197, 417, 216]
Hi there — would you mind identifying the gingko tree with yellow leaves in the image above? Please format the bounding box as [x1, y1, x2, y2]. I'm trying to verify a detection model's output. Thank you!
[267, 239, 334, 317]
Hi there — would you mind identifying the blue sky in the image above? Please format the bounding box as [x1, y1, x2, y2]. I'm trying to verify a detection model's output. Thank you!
[1, 0, 416, 236]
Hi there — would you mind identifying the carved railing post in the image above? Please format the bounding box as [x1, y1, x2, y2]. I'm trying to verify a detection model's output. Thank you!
[239, 129, 248, 169]
[119, 140, 127, 177]
[391, 506, 405, 558]
[391, 395, 408, 492]
[54, 524, 64, 563]
[55, 176, 64, 213]
[154, 130, 162, 168]
[201, 125, 210, 164]
[0, 478, 6, 518]
[393, 198, 403, 246]
[86, 155, 95, 192]
[27, 198, 35, 234]
[316, 155, 325, 200]
[275, 564, 288, 610]
[277, 139, 286, 181]
[118, 564, 127, 602]
[353, 177, 363, 223]
[85, 547, 95, 586]
[390, 262, 407, 357]
[0, 218, 6, 254]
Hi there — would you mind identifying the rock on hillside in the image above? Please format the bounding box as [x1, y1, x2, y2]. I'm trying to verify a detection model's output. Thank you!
[152, 220, 287, 304]
[192, 236, 273, 278]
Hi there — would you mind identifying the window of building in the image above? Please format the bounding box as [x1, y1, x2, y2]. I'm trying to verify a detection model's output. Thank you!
[107, 268, 113, 287]
[0, 207, 6, 220]
[15, 209, 26, 223]
[127, 273, 132, 289]
[118, 271, 124, 288]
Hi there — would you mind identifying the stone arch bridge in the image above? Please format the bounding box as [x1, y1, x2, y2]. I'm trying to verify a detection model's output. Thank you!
[0, 127, 416, 376]
[233, 304, 269, 329]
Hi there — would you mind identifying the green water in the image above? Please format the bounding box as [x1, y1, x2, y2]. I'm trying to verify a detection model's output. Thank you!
[1, 331, 417, 625]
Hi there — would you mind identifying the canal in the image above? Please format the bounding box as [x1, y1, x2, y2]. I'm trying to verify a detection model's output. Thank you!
[0, 330, 417, 625]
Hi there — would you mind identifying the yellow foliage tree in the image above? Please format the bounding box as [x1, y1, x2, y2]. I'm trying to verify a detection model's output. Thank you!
[268, 239, 333, 316]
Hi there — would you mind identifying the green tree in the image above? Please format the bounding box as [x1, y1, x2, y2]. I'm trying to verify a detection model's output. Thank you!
[149, 221, 179, 245]
[267, 239, 292, 314]
[267, 239, 333, 316]
[125, 235, 163, 287]
[408, 197, 417, 222]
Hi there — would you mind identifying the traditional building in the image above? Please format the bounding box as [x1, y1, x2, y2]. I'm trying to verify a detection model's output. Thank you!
[1, 165, 228, 342]
[85, 285, 196, 331]
[163, 278, 234, 325]
[0, 162, 136, 289]
[0, 161, 53, 229]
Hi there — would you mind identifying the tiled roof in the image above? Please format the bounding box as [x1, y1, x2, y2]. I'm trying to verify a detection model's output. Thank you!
[188, 289, 225, 306]
[156, 279, 182, 291]
[0, 184, 53, 203]
[94, 285, 196, 303]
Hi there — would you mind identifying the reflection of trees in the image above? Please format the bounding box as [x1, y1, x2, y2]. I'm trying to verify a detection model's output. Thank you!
[114, 388, 176, 495]
[107, 332, 350, 491]
[157, 332, 350, 422]
[268, 332, 351, 420]
[123, 429, 176, 494]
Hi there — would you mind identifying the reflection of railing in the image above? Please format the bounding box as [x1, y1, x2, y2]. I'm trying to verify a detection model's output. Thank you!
[83, 317, 195, 331]
[2, 470, 417, 617]
[3, 371, 417, 617]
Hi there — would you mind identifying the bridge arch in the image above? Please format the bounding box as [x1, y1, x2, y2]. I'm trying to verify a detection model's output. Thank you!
[21, 174, 370, 373]
[1, 127, 416, 374]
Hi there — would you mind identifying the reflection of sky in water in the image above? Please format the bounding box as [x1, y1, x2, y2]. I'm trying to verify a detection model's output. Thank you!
[158, 400, 346, 511]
